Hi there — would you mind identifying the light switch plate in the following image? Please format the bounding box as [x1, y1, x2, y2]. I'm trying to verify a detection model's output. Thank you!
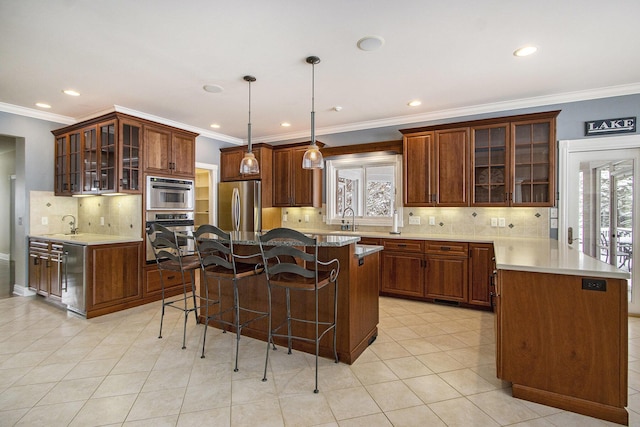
[41, 216, 48, 225]
[100, 217, 105, 226]
[304, 214, 309, 223]
[409, 216, 421, 225]
[550, 218, 558, 228]
[550, 207, 558, 219]
[282, 214, 288, 222]
[498, 218, 506, 227]
[491, 218, 497, 227]
[429, 216, 435, 225]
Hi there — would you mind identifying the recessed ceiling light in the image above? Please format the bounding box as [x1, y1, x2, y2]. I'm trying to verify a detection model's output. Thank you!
[210, 123, 220, 129]
[63, 89, 80, 96]
[203, 84, 224, 93]
[513, 45, 537, 57]
[36, 102, 51, 109]
[357, 35, 385, 51]
[281, 122, 291, 127]
[408, 100, 422, 107]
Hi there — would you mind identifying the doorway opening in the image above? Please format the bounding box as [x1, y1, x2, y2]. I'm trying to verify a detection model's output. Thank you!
[195, 163, 218, 227]
[560, 135, 640, 313]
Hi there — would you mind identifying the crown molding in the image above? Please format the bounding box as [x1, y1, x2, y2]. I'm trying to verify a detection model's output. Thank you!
[0, 102, 75, 125]
[112, 106, 243, 144]
[258, 82, 640, 143]
[2, 82, 639, 145]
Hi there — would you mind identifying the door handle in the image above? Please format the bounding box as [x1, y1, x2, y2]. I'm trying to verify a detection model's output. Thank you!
[568, 227, 581, 245]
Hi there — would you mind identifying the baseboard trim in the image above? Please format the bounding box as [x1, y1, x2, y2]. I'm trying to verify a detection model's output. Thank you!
[13, 285, 35, 297]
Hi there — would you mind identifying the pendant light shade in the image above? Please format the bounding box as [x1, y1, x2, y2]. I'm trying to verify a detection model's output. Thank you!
[302, 56, 324, 170]
[239, 75, 260, 175]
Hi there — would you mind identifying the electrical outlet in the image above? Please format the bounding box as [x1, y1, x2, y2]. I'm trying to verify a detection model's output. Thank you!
[550, 218, 558, 228]
[550, 207, 558, 219]
[491, 218, 498, 227]
[304, 214, 309, 223]
[429, 216, 435, 226]
[100, 217, 105, 226]
[409, 216, 420, 225]
[41, 216, 48, 225]
[498, 218, 506, 227]
[282, 214, 288, 222]
[322, 215, 326, 223]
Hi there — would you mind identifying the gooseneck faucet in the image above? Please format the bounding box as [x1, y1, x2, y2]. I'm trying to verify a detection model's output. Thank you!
[62, 214, 78, 234]
[342, 207, 356, 232]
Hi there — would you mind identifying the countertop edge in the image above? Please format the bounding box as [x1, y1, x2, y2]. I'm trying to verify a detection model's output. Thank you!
[29, 234, 143, 245]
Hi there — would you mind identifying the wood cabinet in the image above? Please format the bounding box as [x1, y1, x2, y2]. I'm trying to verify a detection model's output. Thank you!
[273, 144, 322, 207]
[400, 110, 558, 207]
[220, 143, 273, 208]
[402, 128, 469, 206]
[424, 241, 468, 302]
[471, 111, 557, 206]
[28, 239, 63, 300]
[496, 269, 628, 425]
[143, 124, 196, 178]
[468, 243, 494, 307]
[52, 112, 144, 195]
[379, 238, 493, 309]
[86, 242, 142, 316]
[55, 131, 82, 195]
[381, 240, 425, 297]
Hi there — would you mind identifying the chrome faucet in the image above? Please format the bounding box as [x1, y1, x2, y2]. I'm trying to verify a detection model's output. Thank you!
[342, 207, 356, 232]
[62, 214, 78, 234]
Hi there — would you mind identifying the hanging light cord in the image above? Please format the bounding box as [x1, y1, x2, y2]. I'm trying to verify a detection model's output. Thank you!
[310, 60, 315, 146]
[247, 78, 252, 152]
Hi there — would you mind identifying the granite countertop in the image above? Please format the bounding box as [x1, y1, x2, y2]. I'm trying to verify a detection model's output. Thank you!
[29, 233, 143, 245]
[291, 228, 630, 280]
[221, 231, 360, 247]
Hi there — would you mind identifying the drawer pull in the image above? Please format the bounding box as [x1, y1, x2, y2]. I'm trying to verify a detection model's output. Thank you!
[440, 246, 451, 251]
[397, 244, 407, 248]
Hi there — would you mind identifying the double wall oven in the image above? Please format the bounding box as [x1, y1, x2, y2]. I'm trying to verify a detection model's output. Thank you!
[145, 176, 195, 263]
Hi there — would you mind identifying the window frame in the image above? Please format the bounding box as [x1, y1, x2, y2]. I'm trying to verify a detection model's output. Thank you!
[325, 153, 403, 227]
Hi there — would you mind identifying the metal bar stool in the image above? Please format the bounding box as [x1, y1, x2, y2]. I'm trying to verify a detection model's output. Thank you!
[146, 223, 201, 349]
[258, 228, 339, 393]
[194, 225, 266, 372]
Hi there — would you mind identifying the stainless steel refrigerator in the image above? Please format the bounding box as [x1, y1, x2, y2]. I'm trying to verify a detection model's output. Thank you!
[217, 180, 262, 232]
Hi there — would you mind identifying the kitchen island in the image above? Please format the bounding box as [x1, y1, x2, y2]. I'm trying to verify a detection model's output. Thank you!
[295, 229, 630, 425]
[28, 233, 143, 318]
[200, 232, 382, 364]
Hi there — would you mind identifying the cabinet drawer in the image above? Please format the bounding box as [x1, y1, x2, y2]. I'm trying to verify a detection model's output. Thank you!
[358, 237, 381, 246]
[145, 266, 188, 295]
[424, 241, 468, 256]
[383, 239, 423, 252]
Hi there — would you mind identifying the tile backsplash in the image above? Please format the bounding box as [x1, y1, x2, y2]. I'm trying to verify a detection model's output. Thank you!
[283, 205, 551, 238]
[29, 191, 142, 238]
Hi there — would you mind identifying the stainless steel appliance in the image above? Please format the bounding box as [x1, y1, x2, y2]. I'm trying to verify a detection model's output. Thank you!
[145, 211, 195, 263]
[146, 176, 194, 211]
[62, 243, 87, 316]
[218, 181, 262, 232]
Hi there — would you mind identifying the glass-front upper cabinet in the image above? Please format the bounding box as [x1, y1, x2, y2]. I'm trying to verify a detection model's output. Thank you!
[512, 119, 553, 206]
[99, 121, 116, 192]
[55, 132, 81, 195]
[472, 124, 509, 206]
[471, 113, 556, 207]
[119, 119, 142, 192]
[83, 120, 117, 193]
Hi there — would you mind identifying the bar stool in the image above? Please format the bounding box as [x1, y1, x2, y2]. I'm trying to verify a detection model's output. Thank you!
[146, 223, 201, 350]
[258, 228, 339, 393]
[194, 225, 266, 371]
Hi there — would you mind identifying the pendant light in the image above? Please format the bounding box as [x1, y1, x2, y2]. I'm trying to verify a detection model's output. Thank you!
[302, 56, 324, 169]
[239, 75, 259, 174]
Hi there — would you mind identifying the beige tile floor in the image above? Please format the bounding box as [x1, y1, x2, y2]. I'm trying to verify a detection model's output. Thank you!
[1, 294, 640, 426]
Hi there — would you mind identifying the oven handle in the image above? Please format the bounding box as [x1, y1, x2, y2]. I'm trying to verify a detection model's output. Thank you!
[150, 184, 191, 191]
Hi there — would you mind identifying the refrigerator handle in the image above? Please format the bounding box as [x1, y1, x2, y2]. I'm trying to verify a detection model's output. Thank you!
[232, 188, 241, 232]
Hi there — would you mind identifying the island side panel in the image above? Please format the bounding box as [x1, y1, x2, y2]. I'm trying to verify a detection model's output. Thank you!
[497, 269, 628, 425]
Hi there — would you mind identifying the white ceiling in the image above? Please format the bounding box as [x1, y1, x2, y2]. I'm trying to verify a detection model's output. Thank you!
[1, 0, 640, 145]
